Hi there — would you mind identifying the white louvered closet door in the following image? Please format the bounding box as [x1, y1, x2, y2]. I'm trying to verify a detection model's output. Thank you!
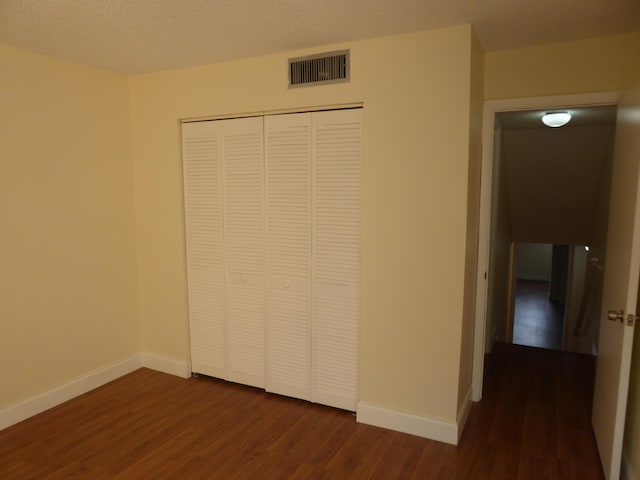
[265, 113, 312, 400]
[312, 109, 362, 411]
[222, 116, 266, 388]
[182, 121, 227, 379]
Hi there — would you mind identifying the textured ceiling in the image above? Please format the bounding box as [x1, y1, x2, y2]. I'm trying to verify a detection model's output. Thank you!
[0, 0, 639, 73]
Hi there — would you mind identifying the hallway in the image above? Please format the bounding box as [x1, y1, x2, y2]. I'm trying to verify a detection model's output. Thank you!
[513, 280, 565, 350]
[471, 341, 603, 478]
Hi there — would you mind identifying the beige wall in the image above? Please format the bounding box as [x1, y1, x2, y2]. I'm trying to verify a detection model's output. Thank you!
[515, 243, 552, 280]
[485, 31, 640, 100]
[130, 25, 478, 423]
[0, 44, 140, 410]
[579, 131, 616, 355]
[4, 23, 638, 453]
[564, 246, 588, 354]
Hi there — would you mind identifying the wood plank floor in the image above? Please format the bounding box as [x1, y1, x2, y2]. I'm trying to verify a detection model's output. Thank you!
[0, 343, 603, 479]
[513, 280, 565, 351]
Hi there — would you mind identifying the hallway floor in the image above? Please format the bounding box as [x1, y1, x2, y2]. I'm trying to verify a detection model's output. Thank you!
[513, 280, 564, 350]
[475, 341, 603, 479]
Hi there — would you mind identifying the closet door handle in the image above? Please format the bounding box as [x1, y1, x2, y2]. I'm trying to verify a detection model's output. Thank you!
[283, 281, 290, 289]
[241, 275, 248, 284]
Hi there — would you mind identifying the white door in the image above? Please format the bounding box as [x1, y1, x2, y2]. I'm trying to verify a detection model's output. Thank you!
[182, 121, 227, 379]
[222, 116, 266, 389]
[312, 109, 361, 411]
[592, 82, 640, 480]
[183, 110, 361, 410]
[264, 112, 312, 400]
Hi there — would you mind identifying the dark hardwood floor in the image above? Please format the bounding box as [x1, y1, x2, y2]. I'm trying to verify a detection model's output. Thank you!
[513, 280, 565, 350]
[0, 343, 603, 479]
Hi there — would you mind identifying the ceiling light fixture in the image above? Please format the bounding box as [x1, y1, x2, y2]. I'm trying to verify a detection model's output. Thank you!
[542, 112, 571, 128]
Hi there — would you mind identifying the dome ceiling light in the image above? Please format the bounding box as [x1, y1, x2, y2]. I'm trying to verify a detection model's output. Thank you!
[542, 112, 572, 128]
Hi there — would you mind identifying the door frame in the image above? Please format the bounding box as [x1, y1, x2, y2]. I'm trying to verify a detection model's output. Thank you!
[472, 91, 621, 401]
[505, 241, 516, 343]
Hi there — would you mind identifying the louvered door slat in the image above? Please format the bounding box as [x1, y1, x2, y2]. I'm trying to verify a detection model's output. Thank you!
[265, 113, 312, 400]
[312, 109, 361, 411]
[182, 121, 227, 378]
[268, 289, 310, 393]
[223, 116, 265, 388]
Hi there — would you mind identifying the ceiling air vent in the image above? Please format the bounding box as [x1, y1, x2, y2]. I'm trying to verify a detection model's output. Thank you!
[288, 50, 350, 88]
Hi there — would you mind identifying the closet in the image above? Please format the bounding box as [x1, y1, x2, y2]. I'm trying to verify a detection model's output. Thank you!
[182, 108, 361, 411]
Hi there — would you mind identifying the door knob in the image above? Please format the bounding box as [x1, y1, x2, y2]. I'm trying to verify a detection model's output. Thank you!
[607, 309, 625, 323]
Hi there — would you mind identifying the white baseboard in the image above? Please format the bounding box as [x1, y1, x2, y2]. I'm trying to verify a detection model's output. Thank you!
[356, 402, 459, 445]
[0, 351, 192, 432]
[0, 354, 143, 431]
[142, 352, 191, 379]
[622, 448, 637, 480]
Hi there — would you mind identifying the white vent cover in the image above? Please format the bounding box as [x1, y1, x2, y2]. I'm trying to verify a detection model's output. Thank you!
[288, 50, 350, 88]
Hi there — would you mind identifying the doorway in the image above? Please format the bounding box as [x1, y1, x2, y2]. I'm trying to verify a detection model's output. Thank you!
[512, 242, 565, 350]
[472, 92, 620, 402]
[490, 103, 616, 353]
